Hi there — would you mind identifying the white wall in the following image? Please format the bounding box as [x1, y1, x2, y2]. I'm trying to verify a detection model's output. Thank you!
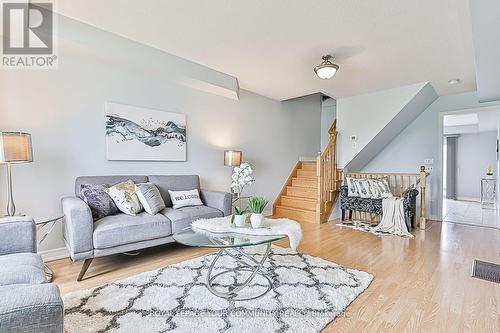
[363, 92, 500, 220]
[0, 22, 321, 254]
[320, 98, 336, 151]
[455, 131, 497, 201]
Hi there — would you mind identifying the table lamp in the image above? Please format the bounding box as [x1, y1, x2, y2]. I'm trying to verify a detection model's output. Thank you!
[0, 132, 33, 216]
[224, 150, 242, 167]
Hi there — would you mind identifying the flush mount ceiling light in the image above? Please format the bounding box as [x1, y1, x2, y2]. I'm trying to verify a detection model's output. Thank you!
[314, 55, 339, 80]
[448, 78, 461, 85]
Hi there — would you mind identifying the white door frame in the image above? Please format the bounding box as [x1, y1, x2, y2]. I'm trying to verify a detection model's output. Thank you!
[437, 105, 500, 228]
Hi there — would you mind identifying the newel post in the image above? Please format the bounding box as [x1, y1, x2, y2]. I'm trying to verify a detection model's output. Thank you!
[419, 165, 427, 230]
[316, 152, 323, 224]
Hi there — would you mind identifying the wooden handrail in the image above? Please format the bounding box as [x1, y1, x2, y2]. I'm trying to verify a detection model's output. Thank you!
[316, 121, 341, 223]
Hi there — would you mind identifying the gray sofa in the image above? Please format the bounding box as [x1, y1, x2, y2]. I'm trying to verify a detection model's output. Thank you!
[62, 175, 232, 281]
[0, 216, 64, 333]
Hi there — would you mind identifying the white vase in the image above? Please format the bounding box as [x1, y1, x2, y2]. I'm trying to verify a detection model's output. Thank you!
[250, 213, 264, 228]
[233, 214, 246, 227]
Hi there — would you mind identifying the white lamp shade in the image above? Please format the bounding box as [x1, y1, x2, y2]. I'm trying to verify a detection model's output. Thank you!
[0, 132, 33, 163]
[224, 150, 242, 166]
[315, 65, 338, 80]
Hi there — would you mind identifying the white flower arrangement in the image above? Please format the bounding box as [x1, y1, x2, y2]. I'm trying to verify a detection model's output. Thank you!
[230, 162, 255, 197]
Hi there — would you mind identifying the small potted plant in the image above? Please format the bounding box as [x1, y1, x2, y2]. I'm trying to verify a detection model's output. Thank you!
[232, 206, 247, 227]
[248, 196, 268, 228]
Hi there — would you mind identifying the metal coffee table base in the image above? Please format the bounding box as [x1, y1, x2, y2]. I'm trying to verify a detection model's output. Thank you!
[206, 242, 272, 301]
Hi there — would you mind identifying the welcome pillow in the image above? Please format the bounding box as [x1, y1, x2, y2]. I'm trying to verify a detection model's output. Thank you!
[168, 189, 203, 209]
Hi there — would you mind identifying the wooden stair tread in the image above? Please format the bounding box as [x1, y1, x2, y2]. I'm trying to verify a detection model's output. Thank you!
[275, 205, 315, 212]
[280, 195, 316, 202]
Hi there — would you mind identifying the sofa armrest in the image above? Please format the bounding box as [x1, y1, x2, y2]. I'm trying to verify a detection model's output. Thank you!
[62, 196, 94, 261]
[403, 189, 419, 217]
[0, 216, 36, 255]
[0, 284, 63, 333]
[200, 190, 232, 216]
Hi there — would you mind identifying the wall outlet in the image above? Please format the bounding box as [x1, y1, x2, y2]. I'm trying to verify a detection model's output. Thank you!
[424, 158, 434, 164]
[350, 135, 357, 141]
[426, 166, 434, 172]
[352, 141, 357, 149]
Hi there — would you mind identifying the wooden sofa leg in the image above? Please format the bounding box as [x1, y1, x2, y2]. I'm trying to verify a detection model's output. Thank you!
[77, 258, 93, 282]
[341, 209, 345, 221]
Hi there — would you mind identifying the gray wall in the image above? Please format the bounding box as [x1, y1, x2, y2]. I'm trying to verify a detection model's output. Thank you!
[0, 25, 321, 254]
[320, 98, 336, 151]
[363, 91, 500, 220]
[337, 82, 428, 168]
[455, 131, 497, 201]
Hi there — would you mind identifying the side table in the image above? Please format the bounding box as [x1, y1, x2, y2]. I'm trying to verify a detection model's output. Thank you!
[481, 178, 496, 209]
[35, 214, 64, 282]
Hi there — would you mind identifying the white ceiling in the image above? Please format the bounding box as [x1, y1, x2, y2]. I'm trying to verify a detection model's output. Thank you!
[444, 111, 499, 134]
[470, 0, 500, 102]
[444, 113, 478, 127]
[53, 0, 477, 101]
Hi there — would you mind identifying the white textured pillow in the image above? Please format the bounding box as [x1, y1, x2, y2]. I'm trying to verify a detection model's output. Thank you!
[168, 189, 203, 209]
[376, 177, 393, 198]
[104, 180, 143, 216]
[136, 183, 165, 214]
[367, 179, 382, 199]
[354, 179, 372, 198]
[346, 177, 360, 197]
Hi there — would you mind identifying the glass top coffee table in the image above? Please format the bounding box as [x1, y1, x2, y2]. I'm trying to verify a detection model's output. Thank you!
[173, 227, 286, 301]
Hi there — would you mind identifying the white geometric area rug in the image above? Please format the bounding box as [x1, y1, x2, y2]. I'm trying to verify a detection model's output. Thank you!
[63, 246, 373, 333]
[337, 221, 414, 238]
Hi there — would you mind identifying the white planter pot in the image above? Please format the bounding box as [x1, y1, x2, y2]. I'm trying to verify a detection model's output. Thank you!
[250, 213, 265, 228]
[233, 214, 246, 227]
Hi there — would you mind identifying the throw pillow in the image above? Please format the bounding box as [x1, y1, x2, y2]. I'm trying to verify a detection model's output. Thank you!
[104, 180, 143, 216]
[355, 179, 372, 198]
[376, 177, 393, 198]
[346, 177, 360, 197]
[136, 183, 166, 215]
[168, 189, 203, 209]
[367, 179, 382, 199]
[80, 184, 119, 220]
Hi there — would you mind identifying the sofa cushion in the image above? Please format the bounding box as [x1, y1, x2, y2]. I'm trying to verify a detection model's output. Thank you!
[93, 212, 172, 249]
[75, 175, 148, 197]
[0, 253, 46, 286]
[148, 175, 200, 207]
[160, 205, 223, 234]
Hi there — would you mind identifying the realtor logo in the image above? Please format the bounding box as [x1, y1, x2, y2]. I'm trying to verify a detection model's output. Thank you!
[2, 2, 57, 68]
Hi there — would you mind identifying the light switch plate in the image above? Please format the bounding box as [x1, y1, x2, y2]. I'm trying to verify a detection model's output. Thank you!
[424, 158, 434, 164]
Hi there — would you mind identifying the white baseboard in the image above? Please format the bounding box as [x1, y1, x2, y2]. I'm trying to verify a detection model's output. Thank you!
[39, 247, 69, 262]
[263, 209, 273, 217]
[455, 197, 480, 203]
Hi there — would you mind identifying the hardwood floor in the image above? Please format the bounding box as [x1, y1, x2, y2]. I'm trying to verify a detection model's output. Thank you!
[50, 220, 500, 332]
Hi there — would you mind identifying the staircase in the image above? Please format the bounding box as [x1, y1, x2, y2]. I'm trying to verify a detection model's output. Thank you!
[273, 121, 342, 224]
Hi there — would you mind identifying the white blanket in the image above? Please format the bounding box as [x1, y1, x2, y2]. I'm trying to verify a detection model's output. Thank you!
[373, 197, 414, 238]
[191, 216, 303, 251]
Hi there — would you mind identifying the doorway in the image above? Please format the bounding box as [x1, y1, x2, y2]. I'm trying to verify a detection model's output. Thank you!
[442, 111, 498, 228]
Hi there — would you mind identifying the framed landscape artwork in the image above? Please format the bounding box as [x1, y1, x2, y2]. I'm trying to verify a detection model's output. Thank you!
[105, 102, 186, 161]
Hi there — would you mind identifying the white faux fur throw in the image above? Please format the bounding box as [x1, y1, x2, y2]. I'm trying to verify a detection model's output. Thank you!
[374, 197, 414, 238]
[191, 216, 303, 251]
